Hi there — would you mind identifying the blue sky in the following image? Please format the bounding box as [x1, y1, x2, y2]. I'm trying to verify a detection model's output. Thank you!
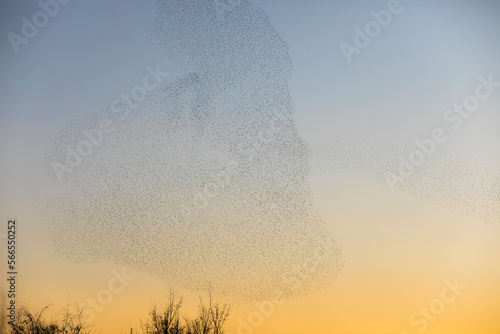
[0, 0, 499, 201]
[2, 0, 500, 139]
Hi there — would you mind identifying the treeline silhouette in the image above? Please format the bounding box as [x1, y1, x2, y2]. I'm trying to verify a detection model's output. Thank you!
[2, 290, 229, 334]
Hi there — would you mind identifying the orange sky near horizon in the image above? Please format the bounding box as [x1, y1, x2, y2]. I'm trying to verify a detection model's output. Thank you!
[8, 172, 500, 334]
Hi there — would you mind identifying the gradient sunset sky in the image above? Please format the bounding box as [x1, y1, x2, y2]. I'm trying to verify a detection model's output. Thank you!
[1, 1, 500, 333]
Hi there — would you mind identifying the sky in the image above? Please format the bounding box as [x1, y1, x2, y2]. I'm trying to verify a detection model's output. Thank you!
[1, 0, 500, 333]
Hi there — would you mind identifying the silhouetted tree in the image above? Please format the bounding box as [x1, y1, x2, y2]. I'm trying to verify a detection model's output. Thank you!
[141, 290, 184, 334]
[2, 291, 229, 334]
[139, 289, 229, 334]
[8, 303, 93, 334]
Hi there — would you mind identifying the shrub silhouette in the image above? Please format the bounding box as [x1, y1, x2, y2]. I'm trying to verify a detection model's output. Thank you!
[3, 291, 229, 334]
[138, 290, 230, 334]
[7, 303, 94, 334]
